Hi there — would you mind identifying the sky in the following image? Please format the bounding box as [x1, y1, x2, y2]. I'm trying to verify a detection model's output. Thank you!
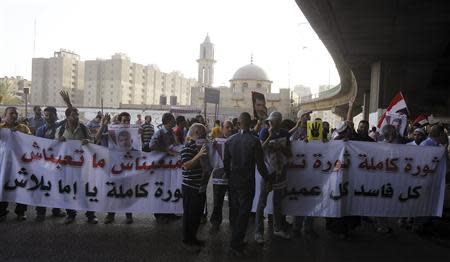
[0, 0, 340, 94]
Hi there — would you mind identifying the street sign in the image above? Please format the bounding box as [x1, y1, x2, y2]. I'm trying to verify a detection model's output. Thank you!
[204, 87, 220, 104]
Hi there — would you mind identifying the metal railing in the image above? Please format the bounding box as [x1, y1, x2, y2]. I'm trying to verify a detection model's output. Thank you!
[299, 84, 341, 104]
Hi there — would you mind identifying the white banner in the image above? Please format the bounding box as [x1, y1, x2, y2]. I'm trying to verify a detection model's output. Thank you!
[252, 140, 447, 217]
[0, 129, 182, 214]
[0, 130, 447, 217]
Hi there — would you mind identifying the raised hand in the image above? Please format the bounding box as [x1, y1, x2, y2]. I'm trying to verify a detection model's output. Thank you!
[59, 90, 73, 108]
[101, 113, 110, 126]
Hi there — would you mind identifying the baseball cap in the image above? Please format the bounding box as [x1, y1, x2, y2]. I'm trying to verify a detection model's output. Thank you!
[267, 111, 282, 122]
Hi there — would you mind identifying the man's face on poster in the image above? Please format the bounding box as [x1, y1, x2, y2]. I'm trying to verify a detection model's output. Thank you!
[392, 118, 402, 132]
[254, 98, 267, 119]
[118, 131, 132, 150]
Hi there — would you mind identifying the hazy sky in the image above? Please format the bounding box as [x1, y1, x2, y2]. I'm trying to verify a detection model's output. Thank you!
[0, 0, 340, 94]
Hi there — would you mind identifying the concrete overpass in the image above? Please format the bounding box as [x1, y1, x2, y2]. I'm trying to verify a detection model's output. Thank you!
[295, 0, 450, 121]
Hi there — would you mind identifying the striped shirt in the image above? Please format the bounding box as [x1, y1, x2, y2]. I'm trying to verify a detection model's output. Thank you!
[180, 140, 203, 190]
[140, 122, 154, 145]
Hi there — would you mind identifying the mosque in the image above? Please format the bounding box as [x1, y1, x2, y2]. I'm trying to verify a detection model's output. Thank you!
[190, 35, 296, 120]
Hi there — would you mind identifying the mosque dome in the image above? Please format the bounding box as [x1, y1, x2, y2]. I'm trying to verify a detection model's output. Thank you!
[231, 63, 270, 81]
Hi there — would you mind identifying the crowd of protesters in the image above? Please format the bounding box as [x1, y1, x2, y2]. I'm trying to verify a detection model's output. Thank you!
[0, 91, 449, 257]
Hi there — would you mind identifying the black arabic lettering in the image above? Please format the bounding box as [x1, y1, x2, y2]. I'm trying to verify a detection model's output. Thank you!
[161, 190, 172, 202]
[330, 181, 349, 200]
[171, 188, 182, 202]
[398, 186, 422, 202]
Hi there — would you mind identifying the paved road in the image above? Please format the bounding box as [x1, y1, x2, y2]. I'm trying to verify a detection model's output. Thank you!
[1, 201, 450, 261]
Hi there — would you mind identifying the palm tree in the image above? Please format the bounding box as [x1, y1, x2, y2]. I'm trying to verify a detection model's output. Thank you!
[0, 80, 22, 105]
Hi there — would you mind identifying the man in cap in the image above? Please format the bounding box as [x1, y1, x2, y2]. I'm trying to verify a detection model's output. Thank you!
[407, 128, 426, 146]
[255, 111, 292, 243]
[290, 109, 312, 141]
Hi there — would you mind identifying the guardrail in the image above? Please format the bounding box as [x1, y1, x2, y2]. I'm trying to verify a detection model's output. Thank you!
[299, 84, 341, 104]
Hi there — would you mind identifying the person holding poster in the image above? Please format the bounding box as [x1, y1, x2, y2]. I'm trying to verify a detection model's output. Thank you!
[255, 111, 292, 243]
[210, 120, 234, 231]
[251, 91, 268, 134]
[307, 119, 323, 141]
[104, 112, 134, 224]
[107, 112, 141, 152]
[252, 92, 268, 121]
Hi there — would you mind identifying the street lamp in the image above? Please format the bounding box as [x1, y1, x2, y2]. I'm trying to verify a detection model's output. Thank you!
[23, 87, 29, 117]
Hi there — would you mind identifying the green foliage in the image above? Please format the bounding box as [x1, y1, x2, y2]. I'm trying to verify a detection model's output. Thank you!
[0, 80, 23, 105]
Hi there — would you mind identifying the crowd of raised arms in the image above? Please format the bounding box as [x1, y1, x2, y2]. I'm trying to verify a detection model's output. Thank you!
[0, 90, 449, 256]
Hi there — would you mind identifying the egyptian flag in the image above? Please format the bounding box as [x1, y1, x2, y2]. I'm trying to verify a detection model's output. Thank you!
[376, 91, 409, 129]
[413, 114, 429, 127]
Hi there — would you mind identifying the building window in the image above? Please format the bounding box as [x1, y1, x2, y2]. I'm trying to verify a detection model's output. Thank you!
[242, 82, 248, 88]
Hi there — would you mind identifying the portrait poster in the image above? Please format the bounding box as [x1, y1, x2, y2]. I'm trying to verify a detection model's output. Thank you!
[251, 91, 268, 120]
[384, 112, 408, 137]
[108, 124, 141, 152]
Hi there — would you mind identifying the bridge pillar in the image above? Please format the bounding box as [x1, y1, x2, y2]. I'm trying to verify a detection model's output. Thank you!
[369, 59, 436, 120]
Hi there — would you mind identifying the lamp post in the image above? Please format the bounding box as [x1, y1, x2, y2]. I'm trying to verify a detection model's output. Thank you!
[23, 87, 30, 117]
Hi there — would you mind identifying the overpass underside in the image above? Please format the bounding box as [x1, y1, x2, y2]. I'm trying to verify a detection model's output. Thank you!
[296, 0, 450, 120]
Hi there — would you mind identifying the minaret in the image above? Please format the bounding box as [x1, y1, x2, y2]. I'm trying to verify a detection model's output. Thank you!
[197, 34, 215, 87]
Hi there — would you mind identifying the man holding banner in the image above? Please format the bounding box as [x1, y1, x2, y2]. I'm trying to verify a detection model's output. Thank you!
[0, 107, 31, 222]
[34, 106, 66, 221]
[56, 107, 98, 225]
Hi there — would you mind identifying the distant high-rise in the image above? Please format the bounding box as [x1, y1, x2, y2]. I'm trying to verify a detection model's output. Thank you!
[31, 49, 84, 106]
[197, 34, 215, 87]
[84, 53, 196, 108]
[31, 50, 196, 108]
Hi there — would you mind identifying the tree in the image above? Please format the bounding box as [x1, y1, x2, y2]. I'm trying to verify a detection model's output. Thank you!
[0, 80, 22, 105]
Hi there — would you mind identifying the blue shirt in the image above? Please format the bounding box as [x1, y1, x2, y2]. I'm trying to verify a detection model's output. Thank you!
[259, 127, 290, 142]
[28, 116, 45, 134]
[35, 121, 65, 139]
[420, 137, 440, 147]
